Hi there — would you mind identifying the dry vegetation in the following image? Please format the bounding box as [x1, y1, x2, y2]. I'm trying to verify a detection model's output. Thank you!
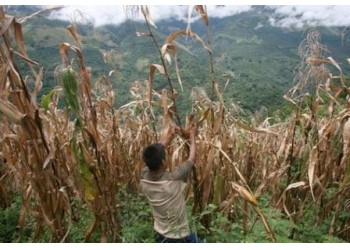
[0, 6, 349, 242]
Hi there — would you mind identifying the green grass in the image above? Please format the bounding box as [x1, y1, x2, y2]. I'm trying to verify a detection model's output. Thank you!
[0, 190, 347, 243]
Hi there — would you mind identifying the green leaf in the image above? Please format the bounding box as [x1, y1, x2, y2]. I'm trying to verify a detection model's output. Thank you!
[41, 88, 59, 112]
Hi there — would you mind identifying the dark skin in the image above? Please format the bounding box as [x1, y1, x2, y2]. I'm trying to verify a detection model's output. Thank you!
[152, 124, 197, 176]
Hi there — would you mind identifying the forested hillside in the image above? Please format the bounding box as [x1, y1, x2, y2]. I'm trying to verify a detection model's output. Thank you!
[7, 5, 350, 115]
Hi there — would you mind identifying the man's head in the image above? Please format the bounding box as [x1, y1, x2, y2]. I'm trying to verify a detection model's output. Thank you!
[142, 143, 166, 171]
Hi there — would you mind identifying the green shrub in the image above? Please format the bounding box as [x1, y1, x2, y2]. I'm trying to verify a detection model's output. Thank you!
[0, 198, 20, 242]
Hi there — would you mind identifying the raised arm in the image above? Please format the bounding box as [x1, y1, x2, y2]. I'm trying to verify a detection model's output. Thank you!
[170, 124, 197, 181]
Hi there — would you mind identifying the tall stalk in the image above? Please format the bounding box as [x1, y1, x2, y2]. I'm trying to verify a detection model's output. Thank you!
[139, 6, 182, 128]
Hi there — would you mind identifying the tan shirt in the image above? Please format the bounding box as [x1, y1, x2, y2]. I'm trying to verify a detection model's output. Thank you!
[140, 161, 193, 239]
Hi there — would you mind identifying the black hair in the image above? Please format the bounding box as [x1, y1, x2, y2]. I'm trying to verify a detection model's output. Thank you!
[142, 143, 165, 171]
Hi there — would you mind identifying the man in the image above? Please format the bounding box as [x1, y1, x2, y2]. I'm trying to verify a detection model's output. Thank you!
[140, 124, 201, 243]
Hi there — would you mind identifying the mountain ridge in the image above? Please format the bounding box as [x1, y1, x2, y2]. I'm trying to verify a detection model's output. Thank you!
[6, 5, 350, 114]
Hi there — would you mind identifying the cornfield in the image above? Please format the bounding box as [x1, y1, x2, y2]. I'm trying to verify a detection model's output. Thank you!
[0, 6, 349, 242]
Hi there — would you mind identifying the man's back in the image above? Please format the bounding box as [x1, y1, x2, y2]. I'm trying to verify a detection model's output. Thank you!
[140, 124, 198, 242]
[140, 165, 191, 239]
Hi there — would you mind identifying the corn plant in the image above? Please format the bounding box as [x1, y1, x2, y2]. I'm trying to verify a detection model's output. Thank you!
[0, 6, 349, 243]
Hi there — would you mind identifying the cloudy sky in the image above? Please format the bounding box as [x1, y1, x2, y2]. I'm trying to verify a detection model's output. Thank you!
[45, 4, 350, 28]
[47, 5, 253, 26]
[5, 1, 350, 28]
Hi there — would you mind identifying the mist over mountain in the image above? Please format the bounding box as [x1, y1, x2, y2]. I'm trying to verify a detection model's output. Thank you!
[4, 5, 41, 14]
[42, 5, 350, 28]
[6, 5, 350, 115]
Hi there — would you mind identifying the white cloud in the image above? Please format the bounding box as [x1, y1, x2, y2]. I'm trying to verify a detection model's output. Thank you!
[267, 5, 350, 28]
[48, 6, 130, 26]
[47, 5, 253, 26]
[41, 5, 350, 28]
[206, 5, 252, 18]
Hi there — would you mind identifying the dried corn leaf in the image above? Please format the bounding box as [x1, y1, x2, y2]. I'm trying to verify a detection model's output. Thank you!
[197, 107, 211, 126]
[42, 153, 53, 170]
[327, 57, 343, 75]
[233, 119, 279, 136]
[140, 6, 157, 28]
[31, 67, 43, 105]
[0, 99, 25, 123]
[0, 65, 9, 97]
[308, 146, 318, 201]
[306, 57, 331, 66]
[174, 53, 184, 91]
[148, 64, 165, 102]
[161, 89, 168, 115]
[80, 143, 94, 166]
[213, 105, 224, 134]
[161, 43, 176, 64]
[66, 25, 82, 45]
[13, 21, 27, 57]
[171, 141, 185, 170]
[200, 146, 215, 183]
[164, 30, 211, 53]
[195, 5, 208, 26]
[343, 118, 350, 146]
[0, 15, 14, 37]
[59, 43, 85, 68]
[231, 182, 257, 205]
[285, 181, 306, 191]
[17, 6, 63, 23]
[214, 142, 248, 188]
[186, 6, 195, 33]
